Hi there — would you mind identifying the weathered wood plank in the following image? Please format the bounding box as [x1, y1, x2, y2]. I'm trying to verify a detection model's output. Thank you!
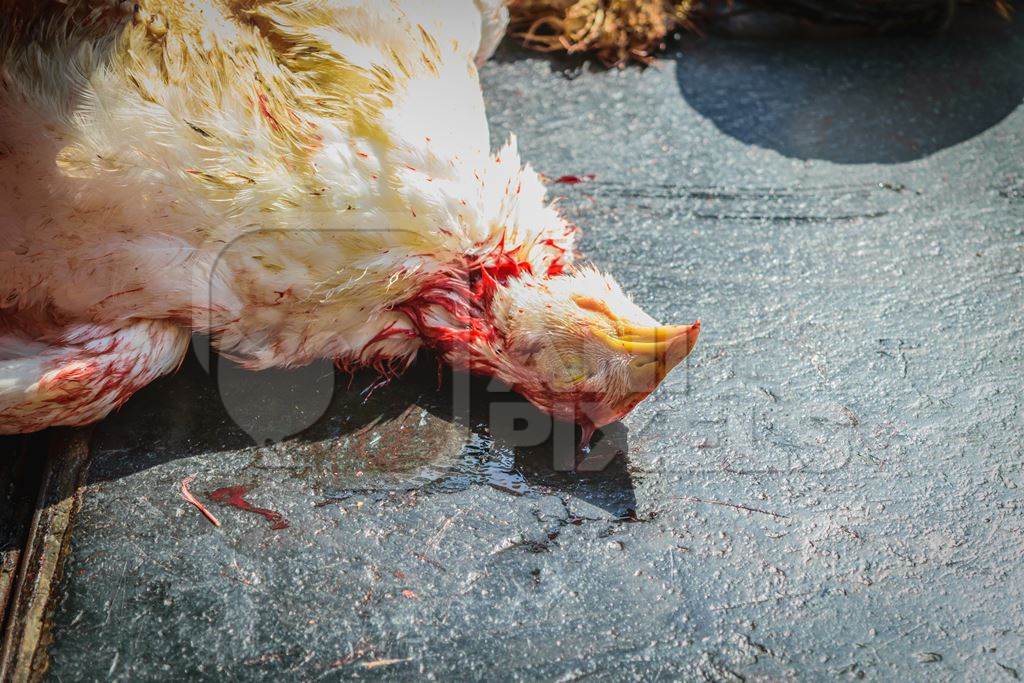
[0, 429, 91, 683]
[0, 436, 45, 645]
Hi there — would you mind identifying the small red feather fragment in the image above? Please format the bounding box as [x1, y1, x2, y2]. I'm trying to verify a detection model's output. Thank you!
[180, 475, 221, 527]
[209, 485, 290, 530]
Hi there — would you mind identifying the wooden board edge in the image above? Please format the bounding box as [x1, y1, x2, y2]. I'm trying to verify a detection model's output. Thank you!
[0, 428, 93, 683]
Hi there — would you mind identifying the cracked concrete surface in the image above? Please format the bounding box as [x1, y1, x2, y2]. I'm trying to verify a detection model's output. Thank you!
[39, 16, 1024, 681]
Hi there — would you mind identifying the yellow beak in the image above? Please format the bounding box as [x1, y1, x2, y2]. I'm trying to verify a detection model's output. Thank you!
[594, 321, 701, 380]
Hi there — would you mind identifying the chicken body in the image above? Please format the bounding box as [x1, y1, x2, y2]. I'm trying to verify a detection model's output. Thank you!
[0, 0, 697, 437]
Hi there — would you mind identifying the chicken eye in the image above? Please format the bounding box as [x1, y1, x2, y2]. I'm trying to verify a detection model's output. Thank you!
[549, 348, 588, 387]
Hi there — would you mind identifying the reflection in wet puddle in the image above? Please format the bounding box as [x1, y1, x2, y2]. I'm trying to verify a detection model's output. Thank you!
[240, 374, 634, 508]
[421, 433, 533, 496]
[319, 432, 535, 502]
[307, 420, 639, 521]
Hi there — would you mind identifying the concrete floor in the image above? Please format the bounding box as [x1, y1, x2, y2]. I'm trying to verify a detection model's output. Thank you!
[33, 15, 1024, 681]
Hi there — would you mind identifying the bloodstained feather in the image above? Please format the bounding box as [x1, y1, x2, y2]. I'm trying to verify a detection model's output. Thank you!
[209, 485, 290, 530]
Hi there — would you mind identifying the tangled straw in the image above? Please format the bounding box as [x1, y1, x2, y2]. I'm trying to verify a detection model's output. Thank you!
[508, 0, 1014, 65]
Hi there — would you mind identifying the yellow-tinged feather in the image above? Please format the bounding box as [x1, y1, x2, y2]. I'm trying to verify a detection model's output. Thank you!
[0, 0, 695, 435]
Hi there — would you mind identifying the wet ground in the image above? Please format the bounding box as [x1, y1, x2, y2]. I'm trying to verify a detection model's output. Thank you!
[12, 13, 1024, 681]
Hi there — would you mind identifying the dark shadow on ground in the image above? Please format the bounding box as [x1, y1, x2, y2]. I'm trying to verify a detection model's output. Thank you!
[81, 344, 638, 517]
[673, 10, 1024, 163]
[488, 40, 588, 75]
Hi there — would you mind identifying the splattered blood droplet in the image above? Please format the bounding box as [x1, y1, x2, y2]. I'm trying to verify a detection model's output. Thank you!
[209, 486, 290, 530]
[554, 174, 595, 185]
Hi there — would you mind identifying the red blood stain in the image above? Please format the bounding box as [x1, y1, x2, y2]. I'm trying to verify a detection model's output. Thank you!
[554, 174, 595, 185]
[209, 486, 289, 530]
